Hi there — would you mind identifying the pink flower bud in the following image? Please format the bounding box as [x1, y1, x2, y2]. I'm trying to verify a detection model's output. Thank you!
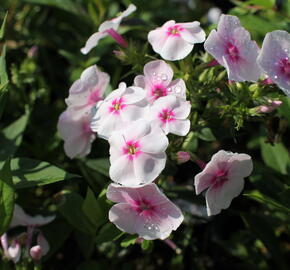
[177, 151, 191, 163]
[30, 245, 42, 261]
[256, 99, 282, 113]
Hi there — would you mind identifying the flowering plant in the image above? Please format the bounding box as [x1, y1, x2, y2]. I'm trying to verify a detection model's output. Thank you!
[0, 0, 290, 269]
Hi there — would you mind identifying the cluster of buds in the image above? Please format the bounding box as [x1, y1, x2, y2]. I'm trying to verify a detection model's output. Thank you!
[0, 205, 54, 264]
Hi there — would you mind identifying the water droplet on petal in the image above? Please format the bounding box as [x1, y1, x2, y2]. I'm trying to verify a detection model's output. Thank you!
[153, 72, 157, 76]
[274, 75, 278, 79]
[168, 87, 172, 92]
[161, 74, 168, 81]
[175, 85, 182, 94]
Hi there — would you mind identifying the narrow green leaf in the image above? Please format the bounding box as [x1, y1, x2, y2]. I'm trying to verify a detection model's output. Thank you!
[197, 127, 216, 142]
[0, 111, 30, 162]
[0, 159, 15, 235]
[0, 12, 8, 40]
[10, 158, 79, 189]
[95, 223, 124, 244]
[141, 240, 153, 251]
[244, 191, 290, 213]
[278, 97, 290, 123]
[0, 45, 8, 119]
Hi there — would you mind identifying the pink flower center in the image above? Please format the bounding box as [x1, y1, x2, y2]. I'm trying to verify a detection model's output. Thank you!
[133, 199, 155, 216]
[280, 58, 290, 78]
[109, 98, 126, 114]
[123, 140, 141, 160]
[158, 109, 175, 123]
[87, 89, 101, 105]
[167, 25, 183, 36]
[151, 84, 167, 100]
[211, 169, 228, 189]
[225, 42, 240, 62]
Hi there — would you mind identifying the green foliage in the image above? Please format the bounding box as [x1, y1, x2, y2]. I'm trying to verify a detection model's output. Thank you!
[0, 160, 15, 235]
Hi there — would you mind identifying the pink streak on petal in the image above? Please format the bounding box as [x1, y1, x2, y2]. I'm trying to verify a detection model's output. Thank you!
[87, 88, 102, 105]
[106, 28, 128, 48]
[158, 108, 175, 124]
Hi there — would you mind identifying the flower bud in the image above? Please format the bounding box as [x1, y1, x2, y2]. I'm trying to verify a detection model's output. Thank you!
[30, 245, 42, 261]
[256, 99, 282, 113]
[177, 151, 191, 164]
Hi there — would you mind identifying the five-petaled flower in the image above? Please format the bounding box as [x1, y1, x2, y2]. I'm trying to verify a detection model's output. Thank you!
[134, 60, 187, 103]
[106, 183, 184, 240]
[149, 95, 191, 136]
[148, 20, 206, 61]
[204, 14, 261, 82]
[257, 30, 290, 96]
[108, 119, 168, 186]
[194, 150, 253, 216]
[90, 82, 148, 140]
[81, 4, 136, 54]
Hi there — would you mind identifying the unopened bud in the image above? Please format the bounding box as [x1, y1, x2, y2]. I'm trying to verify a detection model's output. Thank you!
[30, 245, 42, 261]
[256, 99, 282, 113]
[177, 151, 191, 164]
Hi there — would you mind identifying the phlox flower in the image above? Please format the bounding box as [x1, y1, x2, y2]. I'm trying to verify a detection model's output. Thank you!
[257, 30, 290, 96]
[148, 20, 206, 61]
[149, 95, 191, 136]
[106, 183, 184, 240]
[204, 14, 261, 82]
[65, 65, 110, 117]
[109, 119, 168, 186]
[90, 82, 148, 140]
[194, 150, 253, 216]
[81, 4, 136, 54]
[57, 108, 95, 159]
[134, 60, 187, 103]
[177, 151, 191, 164]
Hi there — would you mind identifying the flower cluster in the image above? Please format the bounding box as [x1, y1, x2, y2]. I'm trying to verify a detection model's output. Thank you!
[56, 5, 290, 240]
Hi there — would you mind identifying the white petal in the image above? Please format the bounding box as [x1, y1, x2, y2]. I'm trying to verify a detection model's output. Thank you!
[180, 24, 206, 44]
[160, 36, 194, 61]
[81, 31, 108, 54]
[168, 119, 190, 136]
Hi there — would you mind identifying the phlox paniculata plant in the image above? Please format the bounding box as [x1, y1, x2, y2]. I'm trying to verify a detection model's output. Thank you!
[56, 4, 289, 241]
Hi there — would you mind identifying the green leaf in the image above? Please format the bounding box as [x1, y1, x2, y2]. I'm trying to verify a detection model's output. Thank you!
[0, 159, 15, 235]
[95, 223, 124, 244]
[141, 240, 153, 251]
[0, 45, 8, 120]
[278, 97, 290, 123]
[10, 158, 79, 189]
[244, 0, 275, 8]
[58, 190, 95, 235]
[260, 139, 290, 175]
[244, 191, 290, 213]
[241, 213, 287, 269]
[23, 0, 84, 16]
[197, 127, 216, 142]
[120, 234, 137, 247]
[0, 12, 8, 40]
[84, 158, 110, 177]
[82, 188, 108, 230]
[0, 112, 30, 162]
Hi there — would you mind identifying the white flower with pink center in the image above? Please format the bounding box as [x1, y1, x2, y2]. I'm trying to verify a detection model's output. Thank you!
[148, 20, 206, 61]
[134, 60, 186, 103]
[57, 108, 95, 159]
[90, 82, 148, 140]
[106, 183, 184, 240]
[65, 65, 110, 118]
[149, 95, 191, 136]
[109, 120, 168, 186]
[194, 150, 253, 216]
[81, 4, 136, 54]
[257, 30, 290, 96]
[204, 14, 261, 82]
